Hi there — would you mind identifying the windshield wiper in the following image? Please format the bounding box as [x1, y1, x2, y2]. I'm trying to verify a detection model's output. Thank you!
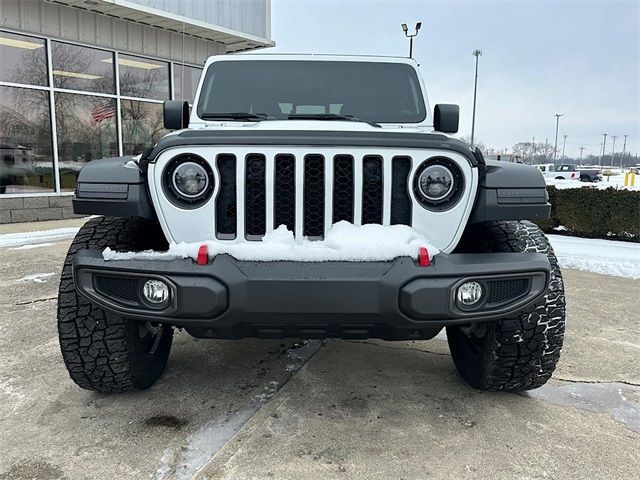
[288, 113, 380, 128]
[200, 112, 271, 121]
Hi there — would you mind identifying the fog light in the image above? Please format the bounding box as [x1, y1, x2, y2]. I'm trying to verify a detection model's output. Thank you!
[143, 279, 170, 304]
[457, 281, 483, 306]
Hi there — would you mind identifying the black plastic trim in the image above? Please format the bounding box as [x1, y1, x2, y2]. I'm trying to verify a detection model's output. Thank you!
[433, 104, 459, 133]
[72, 250, 550, 339]
[469, 188, 551, 223]
[144, 130, 478, 167]
[72, 157, 155, 219]
[72, 157, 156, 218]
[469, 160, 551, 223]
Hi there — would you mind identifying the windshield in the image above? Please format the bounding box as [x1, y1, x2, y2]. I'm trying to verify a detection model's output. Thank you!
[196, 60, 427, 123]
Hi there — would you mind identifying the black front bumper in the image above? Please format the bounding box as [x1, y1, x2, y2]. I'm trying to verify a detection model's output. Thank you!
[72, 251, 549, 340]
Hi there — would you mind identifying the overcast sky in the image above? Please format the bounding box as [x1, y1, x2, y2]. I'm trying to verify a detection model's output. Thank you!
[269, 0, 640, 159]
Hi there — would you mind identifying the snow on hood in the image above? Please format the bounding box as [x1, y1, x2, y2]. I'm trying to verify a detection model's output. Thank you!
[102, 221, 439, 263]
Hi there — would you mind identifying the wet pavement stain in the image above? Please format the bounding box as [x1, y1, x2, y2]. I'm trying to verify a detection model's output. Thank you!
[526, 381, 640, 432]
[152, 340, 325, 480]
[145, 415, 188, 429]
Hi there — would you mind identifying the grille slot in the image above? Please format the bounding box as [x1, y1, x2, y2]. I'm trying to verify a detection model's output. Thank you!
[487, 278, 530, 304]
[245, 154, 266, 239]
[95, 275, 139, 303]
[391, 156, 412, 225]
[303, 154, 325, 238]
[332, 155, 354, 224]
[274, 154, 296, 231]
[362, 155, 383, 224]
[215, 154, 237, 239]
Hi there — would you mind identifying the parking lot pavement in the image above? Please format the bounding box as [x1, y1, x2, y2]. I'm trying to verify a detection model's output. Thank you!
[0, 238, 321, 480]
[1, 227, 639, 480]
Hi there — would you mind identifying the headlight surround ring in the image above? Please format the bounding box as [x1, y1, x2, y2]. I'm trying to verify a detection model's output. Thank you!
[163, 154, 214, 208]
[413, 157, 464, 211]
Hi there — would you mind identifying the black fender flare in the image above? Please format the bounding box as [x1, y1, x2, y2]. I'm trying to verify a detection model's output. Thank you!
[72, 157, 155, 219]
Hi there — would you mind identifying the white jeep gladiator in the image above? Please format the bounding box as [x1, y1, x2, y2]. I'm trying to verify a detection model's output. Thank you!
[58, 55, 565, 393]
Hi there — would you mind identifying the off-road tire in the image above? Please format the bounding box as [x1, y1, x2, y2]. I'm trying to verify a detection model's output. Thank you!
[447, 220, 565, 391]
[57, 216, 173, 392]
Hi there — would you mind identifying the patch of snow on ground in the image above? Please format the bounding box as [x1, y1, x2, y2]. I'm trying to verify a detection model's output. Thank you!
[547, 235, 640, 279]
[546, 173, 639, 191]
[8, 242, 55, 250]
[0, 227, 80, 248]
[104, 221, 439, 263]
[16, 272, 56, 283]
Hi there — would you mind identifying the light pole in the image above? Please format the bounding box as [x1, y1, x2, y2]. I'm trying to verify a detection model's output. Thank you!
[579, 146, 585, 164]
[611, 135, 617, 168]
[401, 22, 421, 59]
[601, 133, 608, 166]
[470, 49, 483, 148]
[621, 134, 628, 169]
[562, 134, 567, 159]
[532, 136, 536, 163]
[553, 114, 563, 164]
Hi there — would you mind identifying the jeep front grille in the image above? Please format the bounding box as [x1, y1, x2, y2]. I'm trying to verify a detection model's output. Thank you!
[214, 153, 413, 240]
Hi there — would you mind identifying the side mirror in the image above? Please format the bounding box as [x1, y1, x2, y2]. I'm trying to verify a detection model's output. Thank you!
[163, 100, 189, 130]
[433, 104, 459, 133]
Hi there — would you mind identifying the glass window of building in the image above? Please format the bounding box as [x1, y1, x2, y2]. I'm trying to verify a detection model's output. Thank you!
[118, 54, 169, 100]
[0, 31, 48, 86]
[55, 93, 118, 191]
[51, 41, 115, 94]
[121, 100, 167, 155]
[173, 64, 202, 103]
[0, 85, 54, 194]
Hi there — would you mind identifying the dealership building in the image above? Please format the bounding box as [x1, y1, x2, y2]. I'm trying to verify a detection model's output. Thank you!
[0, 0, 272, 223]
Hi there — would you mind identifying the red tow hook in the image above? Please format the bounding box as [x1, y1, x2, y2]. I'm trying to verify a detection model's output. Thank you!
[196, 244, 209, 265]
[418, 247, 430, 267]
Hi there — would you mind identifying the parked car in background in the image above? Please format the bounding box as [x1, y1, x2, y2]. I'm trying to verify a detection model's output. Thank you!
[576, 167, 602, 182]
[536, 163, 579, 180]
[0, 142, 36, 193]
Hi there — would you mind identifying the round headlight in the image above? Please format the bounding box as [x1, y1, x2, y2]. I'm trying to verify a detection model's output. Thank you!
[163, 154, 214, 208]
[413, 157, 464, 211]
[173, 162, 209, 198]
[418, 164, 454, 201]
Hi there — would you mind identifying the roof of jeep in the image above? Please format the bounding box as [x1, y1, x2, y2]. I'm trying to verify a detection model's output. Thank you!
[205, 53, 418, 65]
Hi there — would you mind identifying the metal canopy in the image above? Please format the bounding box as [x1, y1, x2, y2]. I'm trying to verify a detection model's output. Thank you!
[48, 0, 274, 52]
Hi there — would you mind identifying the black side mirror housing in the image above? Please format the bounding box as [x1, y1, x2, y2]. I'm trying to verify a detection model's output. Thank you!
[433, 104, 459, 133]
[163, 100, 190, 130]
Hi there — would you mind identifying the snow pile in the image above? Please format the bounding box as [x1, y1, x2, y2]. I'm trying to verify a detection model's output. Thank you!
[103, 221, 439, 263]
[548, 235, 640, 279]
[546, 174, 640, 191]
[16, 272, 56, 283]
[0, 227, 80, 248]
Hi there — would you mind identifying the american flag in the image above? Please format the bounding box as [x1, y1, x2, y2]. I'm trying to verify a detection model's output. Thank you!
[91, 102, 116, 123]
